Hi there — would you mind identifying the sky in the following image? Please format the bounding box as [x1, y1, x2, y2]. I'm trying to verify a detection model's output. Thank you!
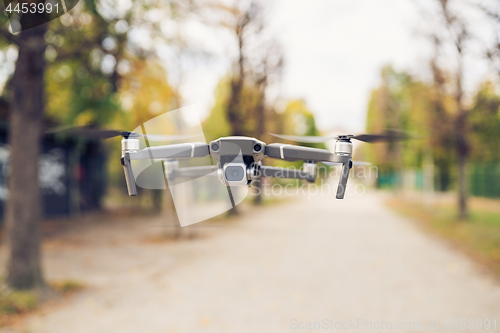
[173, 0, 496, 134]
[268, 0, 434, 132]
[174, 0, 434, 133]
[0, 0, 491, 134]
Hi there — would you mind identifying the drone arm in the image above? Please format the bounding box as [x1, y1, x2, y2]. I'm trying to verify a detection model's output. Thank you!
[259, 166, 315, 182]
[265, 143, 350, 164]
[121, 142, 209, 195]
[130, 142, 210, 160]
[264, 143, 333, 162]
[264, 143, 354, 199]
[170, 165, 218, 179]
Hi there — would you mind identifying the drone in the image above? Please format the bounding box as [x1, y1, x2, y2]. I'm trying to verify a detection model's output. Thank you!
[47, 126, 408, 200]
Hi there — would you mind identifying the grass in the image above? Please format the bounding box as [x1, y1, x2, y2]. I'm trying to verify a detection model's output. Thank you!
[49, 279, 85, 294]
[0, 290, 38, 315]
[386, 196, 500, 277]
[0, 279, 84, 327]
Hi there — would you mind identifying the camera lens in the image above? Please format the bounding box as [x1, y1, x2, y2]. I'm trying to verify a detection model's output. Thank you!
[253, 144, 262, 152]
[225, 165, 245, 181]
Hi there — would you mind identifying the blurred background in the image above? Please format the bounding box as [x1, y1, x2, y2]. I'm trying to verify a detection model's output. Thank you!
[0, 0, 499, 332]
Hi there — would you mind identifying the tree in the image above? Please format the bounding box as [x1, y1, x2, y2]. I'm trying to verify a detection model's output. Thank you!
[45, 0, 192, 125]
[115, 59, 182, 213]
[206, 1, 283, 205]
[365, 66, 409, 184]
[2, 11, 48, 290]
[250, 41, 283, 143]
[429, 0, 471, 219]
[202, 77, 233, 141]
[214, 1, 263, 137]
[0, 0, 193, 289]
[364, 65, 461, 192]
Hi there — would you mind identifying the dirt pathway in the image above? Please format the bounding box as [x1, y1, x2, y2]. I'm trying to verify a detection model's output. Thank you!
[2, 190, 500, 332]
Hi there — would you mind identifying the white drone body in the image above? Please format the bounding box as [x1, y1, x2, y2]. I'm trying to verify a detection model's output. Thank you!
[47, 125, 407, 200]
[121, 135, 353, 199]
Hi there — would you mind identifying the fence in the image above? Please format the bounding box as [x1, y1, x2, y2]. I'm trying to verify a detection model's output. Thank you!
[376, 163, 500, 199]
[469, 163, 500, 199]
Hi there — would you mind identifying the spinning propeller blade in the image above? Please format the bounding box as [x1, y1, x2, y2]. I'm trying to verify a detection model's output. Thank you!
[350, 130, 410, 143]
[46, 125, 198, 141]
[321, 161, 372, 166]
[269, 130, 411, 143]
[267, 133, 335, 143]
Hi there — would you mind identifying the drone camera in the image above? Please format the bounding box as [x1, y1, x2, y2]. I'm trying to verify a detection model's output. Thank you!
[211, 142, 220, 152]
[222, 163, 248, 186]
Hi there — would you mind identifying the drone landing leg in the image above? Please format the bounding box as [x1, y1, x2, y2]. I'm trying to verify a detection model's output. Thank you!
[336, 161, 351, 199]
[121, 153, 137, 196]
[226, 186, 237, 208]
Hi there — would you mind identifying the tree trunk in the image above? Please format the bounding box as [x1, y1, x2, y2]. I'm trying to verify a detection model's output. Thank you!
[456, 112, 468, 219]
[455, 52, 468, 219]
[253, 89, 266, 205]
[227, 79, 244, 136]
[457, 151, 467, 219]
[225, 33, 246, 215]
[5, 25, 47, 289]
[226, 33, 245, 137]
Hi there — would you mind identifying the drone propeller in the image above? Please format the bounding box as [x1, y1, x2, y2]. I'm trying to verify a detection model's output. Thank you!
[269, 130, 410, 143]
[321, 161, 372, 167]
[46, 125, 197, 141]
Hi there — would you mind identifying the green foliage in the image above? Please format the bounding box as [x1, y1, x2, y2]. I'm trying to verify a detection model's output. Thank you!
[202, 77, 324, 176]
[202, 78, 232, 142]
[0, 278, 83, 324]
[0, 290, 38, 315]
[277, 99, 325, 170]
[271, 99, 325, 169]
[469, 82, 500, 162]
[40, 0, 184, 192]
[116, 60, 181, 129]
[202, 78, 325, 148]
[50, 279, 85, 294]
[204, 80, 324, 144]
[366, 65, 500, 193]
[106, 60, 180, 187]
[45, 61, 122, 126]
[281, 99, 323, 140]
[365, 65, 435, 171]
[43, 0, 126, 126]
[1, 0, 188, 128]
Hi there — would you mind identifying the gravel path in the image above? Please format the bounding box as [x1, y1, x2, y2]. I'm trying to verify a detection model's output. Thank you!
[3, 190, 500, 333]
